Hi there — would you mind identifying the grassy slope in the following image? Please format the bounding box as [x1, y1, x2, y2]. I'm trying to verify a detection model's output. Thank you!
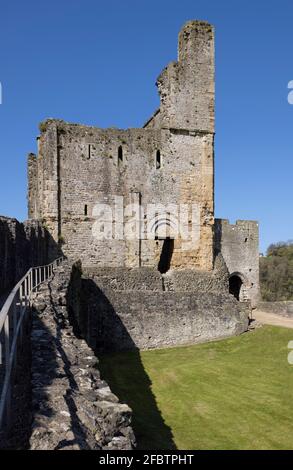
[99, 326, 293, 450]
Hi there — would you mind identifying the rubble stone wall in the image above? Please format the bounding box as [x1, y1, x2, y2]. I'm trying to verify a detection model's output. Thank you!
[215, 219, 260, 307]
[69, 256, 249, 353]
[0, 216, 58, 295]
[29, 262, 135, 450]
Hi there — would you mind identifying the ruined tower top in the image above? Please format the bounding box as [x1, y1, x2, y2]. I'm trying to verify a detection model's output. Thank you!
[178, 20, 214, 63]
[156, 19, 215, 133]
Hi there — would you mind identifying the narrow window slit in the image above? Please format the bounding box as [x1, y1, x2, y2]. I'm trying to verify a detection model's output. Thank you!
[118, 146, 123, 163]
[156, 150, 161, 169]
[84, 205, 88, 216]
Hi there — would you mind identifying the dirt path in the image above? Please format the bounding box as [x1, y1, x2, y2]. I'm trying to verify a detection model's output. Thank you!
[253, 310, 293, 329]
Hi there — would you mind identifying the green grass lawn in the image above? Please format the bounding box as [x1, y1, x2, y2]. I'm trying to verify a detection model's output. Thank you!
[99, 326, 293, 450]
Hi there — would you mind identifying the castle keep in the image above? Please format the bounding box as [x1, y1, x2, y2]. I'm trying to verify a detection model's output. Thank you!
[26, 21, 259, 350]
[0, 19, 262, 450]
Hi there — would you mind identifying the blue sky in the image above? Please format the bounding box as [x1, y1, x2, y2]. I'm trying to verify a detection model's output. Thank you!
[0, 0, 292, 253]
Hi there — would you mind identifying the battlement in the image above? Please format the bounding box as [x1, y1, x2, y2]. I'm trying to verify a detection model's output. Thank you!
[219, 219, 258, 228]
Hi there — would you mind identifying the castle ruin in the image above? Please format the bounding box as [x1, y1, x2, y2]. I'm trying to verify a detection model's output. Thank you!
[0, 19, 262, 451]
[26, 20, 259, 349]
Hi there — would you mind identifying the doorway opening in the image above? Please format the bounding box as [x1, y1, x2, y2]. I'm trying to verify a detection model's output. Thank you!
[229, 275, 243, 301]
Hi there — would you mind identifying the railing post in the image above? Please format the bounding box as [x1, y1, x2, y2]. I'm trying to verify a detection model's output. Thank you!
[4, 312, 11, 427]
[12, 295, 17, 332]
[24, 277, 27, 299]
[29, 271, 32, 296]
[5, 312, 10, 365]
[13, 296, 18, 365]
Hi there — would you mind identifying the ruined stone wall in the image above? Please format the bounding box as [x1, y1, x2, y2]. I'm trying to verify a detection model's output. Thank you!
[152, 21, 214, 132]
[0, 217, 56, 295]
[30, 262, 135, 450]
[215, 219, 260, 307]
[81, 288, 248, 352]
[69, 257, 249, 353]
[82, 252, 229, 295]
[28, 20, 215, 271]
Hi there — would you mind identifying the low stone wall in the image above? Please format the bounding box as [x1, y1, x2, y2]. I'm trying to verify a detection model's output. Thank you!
[30, 262, 135, 450]
[0, 217, 59, 295]
[83, 253, 230, 296]
[84, 267, 163, 292]
[257, 301, 293, 317]
[80, 287, 248, 352]
[70, 255, 249, 352]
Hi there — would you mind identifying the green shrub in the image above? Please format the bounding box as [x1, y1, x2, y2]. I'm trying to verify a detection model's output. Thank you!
[260, 241, 293, 301]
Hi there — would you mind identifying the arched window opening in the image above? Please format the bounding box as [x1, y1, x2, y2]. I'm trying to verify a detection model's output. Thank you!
[156, 150, 161, 169]
[118, 146, 123, 163]
[229, 275, 243, 301]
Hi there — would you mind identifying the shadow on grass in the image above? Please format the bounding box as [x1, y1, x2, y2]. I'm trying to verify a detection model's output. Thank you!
[99, 348, 176, 450]
[69, 275, 176, 450]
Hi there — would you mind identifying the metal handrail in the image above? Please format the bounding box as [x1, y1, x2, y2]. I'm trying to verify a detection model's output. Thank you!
[0, 256, 64, 429]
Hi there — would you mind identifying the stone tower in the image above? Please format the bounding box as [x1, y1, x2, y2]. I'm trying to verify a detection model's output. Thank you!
[28, 20, 216, 272]
[26, 19, 260, 348]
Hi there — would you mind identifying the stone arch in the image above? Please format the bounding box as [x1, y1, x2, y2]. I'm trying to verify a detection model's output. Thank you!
[149, 215, 179, 240]
[229, 272, 248, 301]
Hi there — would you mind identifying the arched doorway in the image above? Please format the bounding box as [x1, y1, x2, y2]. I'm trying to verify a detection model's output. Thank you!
[229, 274, 243, 301]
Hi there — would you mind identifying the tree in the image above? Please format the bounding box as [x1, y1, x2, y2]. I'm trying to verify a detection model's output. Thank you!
[260, 241, 293, 301]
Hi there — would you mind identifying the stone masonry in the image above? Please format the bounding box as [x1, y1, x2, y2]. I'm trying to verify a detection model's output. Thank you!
[0, 217, 58, 296]
[28, 20, 215, 271]
[0, 19, 260, 450]
[68, 255, 249, 352]
[30, 261, 135, 450]
[27, 20, 259, 306]
[215, 219, 260, 307]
